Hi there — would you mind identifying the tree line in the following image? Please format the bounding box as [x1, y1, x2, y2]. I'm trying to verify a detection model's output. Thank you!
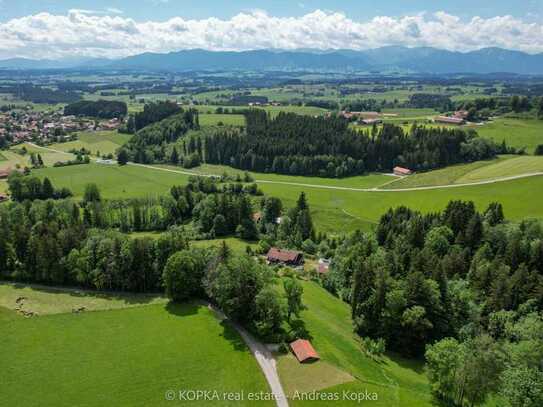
[119, 108, 199, 164]
[203, 110, 508, 177]
[64, 100, 128, 119]
[318, 200, 543, 405]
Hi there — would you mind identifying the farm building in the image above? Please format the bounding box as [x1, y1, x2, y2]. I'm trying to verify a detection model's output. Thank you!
[360, 118, 383, 125]
[0, 168, 11, 179]
[393, 166, 413, 176]
[266, 248, 304, 266]
[434, 116, 465, 125]
[317, 259, 331, 275]
[290, 339, 320, 363]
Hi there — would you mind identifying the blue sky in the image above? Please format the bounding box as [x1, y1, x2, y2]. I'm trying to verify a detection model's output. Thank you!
[0, 0, 541, 22]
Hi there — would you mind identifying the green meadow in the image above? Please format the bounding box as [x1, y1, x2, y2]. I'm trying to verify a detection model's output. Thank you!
[33, 161, 543, 233]
[199, 114, 246, 127]
[50, 131, 133, 156]
[474, 118, 543, 154]
[0, 292, 272, 407]
[278, 280, 433, 407]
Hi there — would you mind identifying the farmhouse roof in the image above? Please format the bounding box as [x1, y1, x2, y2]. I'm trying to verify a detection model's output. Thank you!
[393, 166, 413, 176]
[290, 339, 320, 363]
[435, 116, 465, 124]
[267, 248, 302, 263]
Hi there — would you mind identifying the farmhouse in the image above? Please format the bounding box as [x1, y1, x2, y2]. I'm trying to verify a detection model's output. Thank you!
[393, 166, 413, 176]
[290, 339, 320, 363]
[266, 248, 304, 266]
[434, 116, 465, 125]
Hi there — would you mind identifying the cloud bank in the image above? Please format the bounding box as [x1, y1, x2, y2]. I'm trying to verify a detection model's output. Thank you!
[0, 9, 542, 59]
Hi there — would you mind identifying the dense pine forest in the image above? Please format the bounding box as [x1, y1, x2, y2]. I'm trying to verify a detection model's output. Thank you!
[204, 110, 509, 177]
[64, 100, 128, 119]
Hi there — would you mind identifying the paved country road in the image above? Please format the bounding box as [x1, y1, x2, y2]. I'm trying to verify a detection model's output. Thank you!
[27, 143, 543, 193]
[207, 304, 289, 407]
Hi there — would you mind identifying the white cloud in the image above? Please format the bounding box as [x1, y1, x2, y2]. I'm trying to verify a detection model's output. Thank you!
[0, 9, 542, 59]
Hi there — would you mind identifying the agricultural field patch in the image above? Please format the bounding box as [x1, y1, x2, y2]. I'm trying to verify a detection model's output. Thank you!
[0, 301, 272, 407]
[50, 130, 132, 156]
[0, 283, 167, 315]
[474, 118, 543, 154]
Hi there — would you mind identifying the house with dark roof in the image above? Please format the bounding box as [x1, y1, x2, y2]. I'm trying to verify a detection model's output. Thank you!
[290, 339, 320, 363]
[266, 248, 304, 266]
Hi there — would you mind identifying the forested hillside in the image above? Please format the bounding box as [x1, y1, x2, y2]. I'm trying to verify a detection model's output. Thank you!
[120, 108, 199, 163]
[64, 100, 127, 119]
[204, 110, 509, 177]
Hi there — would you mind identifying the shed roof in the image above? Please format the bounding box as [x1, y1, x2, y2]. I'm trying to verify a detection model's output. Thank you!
[267, 248, 302, 263]
[290, 339, 320, 363]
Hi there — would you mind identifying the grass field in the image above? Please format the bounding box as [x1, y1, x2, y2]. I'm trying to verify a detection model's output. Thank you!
[192, 237, 258, 254]
[33, 163, 191, 199]
[50, 131, 133, 156]
[0, 180, 6, 193]
[33, 161, 543, 233]
[0, 151, 6, 161]
[199, 114, 245, 127]
[178, 164, 394, 190]
[193, 104, 327, 117]
[0, 283, 167, 315]
[0, 297, 272, 406]
[9, 143, 76, 167]
[385, 155, 543, 189]
[475, 118, 543, 154]
[278, 280, 433, 406]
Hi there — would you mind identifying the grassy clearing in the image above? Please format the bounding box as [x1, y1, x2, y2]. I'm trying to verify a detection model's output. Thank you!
[10, 143, 76, 166]
[281, 280, 433, 406]
[383, 156, 513, 189]
[33, 163, 192, 199]
[199, 114, 245, 127]
[50, 131, 132, 156]
[385, 155, 543, 189]
[0, 151, 6, 161]
[183, 164, 393, 190]
[475, 118, 543, 154]
[277, 354, 354, 397]
[0, 302, 272, 407]
[0, 180, 7, 193]
[192, 237, 258, 254]
[456, 156, 543, 183]
[33, 161, 543, 234]
[0, 149, 29, 170]
[258, 175, 543, 232]
[0, 282, 167, 315]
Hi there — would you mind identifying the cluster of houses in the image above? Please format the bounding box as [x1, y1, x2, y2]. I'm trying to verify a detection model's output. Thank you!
[0, 109, 121, 146]
[434, 110, 469, 125]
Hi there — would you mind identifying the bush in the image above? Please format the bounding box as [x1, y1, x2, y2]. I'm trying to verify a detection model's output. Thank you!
[534, 144, 543, 156]
[362, 337, 386, 358]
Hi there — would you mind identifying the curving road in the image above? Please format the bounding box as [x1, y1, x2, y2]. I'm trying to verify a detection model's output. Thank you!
[207, 304, 289, 407]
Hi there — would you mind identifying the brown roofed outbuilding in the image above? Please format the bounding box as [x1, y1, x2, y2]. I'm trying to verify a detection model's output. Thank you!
[290, 339, 320, 363]
[266, 248, 304, 266]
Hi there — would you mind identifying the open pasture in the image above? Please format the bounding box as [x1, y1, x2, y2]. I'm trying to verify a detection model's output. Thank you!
[0, 297, 272, 407]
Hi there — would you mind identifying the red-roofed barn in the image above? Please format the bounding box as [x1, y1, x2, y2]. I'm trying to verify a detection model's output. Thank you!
[393, 166, 413, 176]
[290, 339, 320, 363]
[266, 248, 304, 266]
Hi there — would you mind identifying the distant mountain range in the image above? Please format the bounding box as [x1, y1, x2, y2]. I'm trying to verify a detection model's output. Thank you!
[1, 47, 543, 74]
